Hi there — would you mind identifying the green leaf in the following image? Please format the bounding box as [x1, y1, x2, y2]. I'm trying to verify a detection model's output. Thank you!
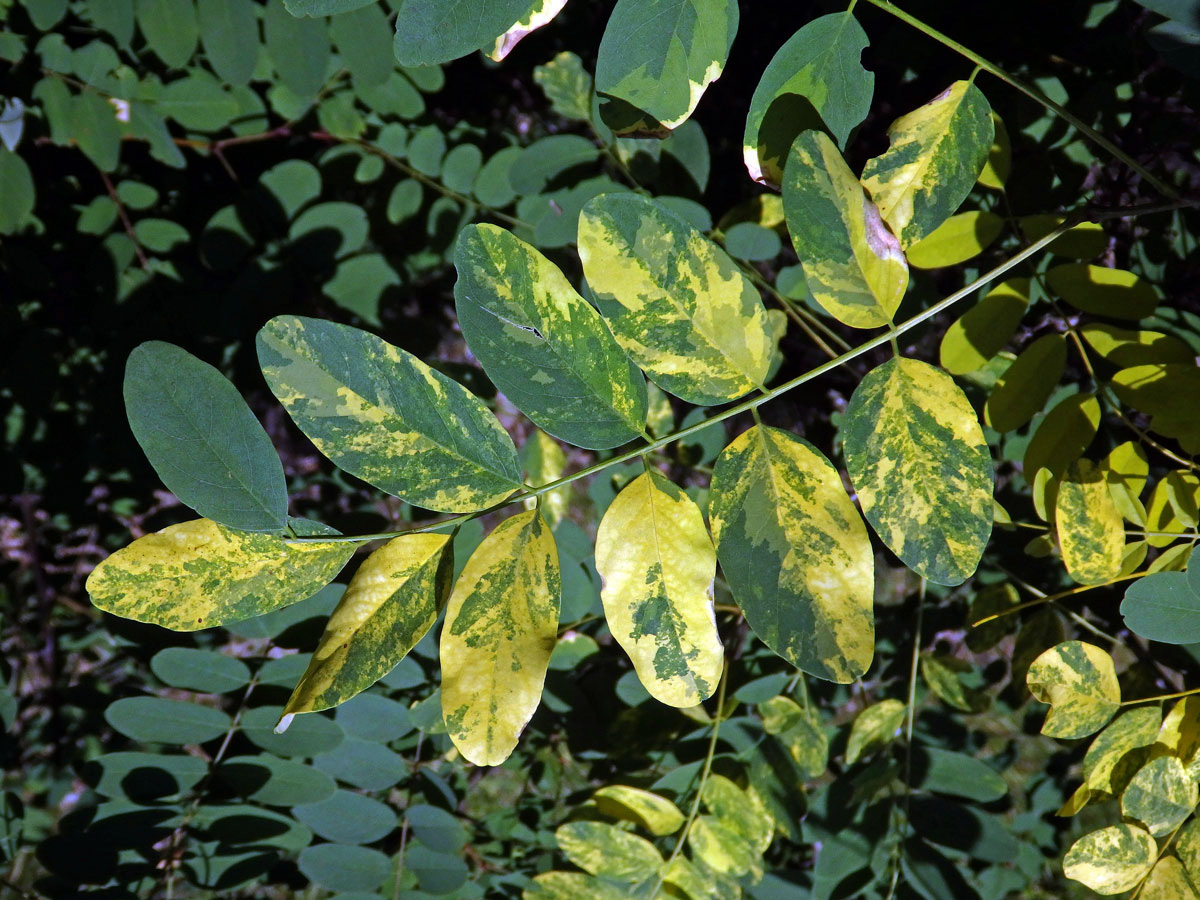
[86, 519, 354, 631]
[920, 653, 990, 712]
[555, 821, 661, 882]
[0, 148, 35, 234]
[912, 747, 1007, 802]
[157, 71, 240, 131]
[487, 0, 569, 62]
[136, 0, 199, 68]
[334, 693, 412, 742]
[197, 0, 258, 86]
[1063, 824, 1157, 894]
[743, 12, 873, 185]
[293, 789, 396, 844]
[441, 510, 560, 765]
[534, 50, 593, 121]
[845, 698, 905, 764]
[72, 92, 123, 172]
[843, 358, 993, 586]
[1121, 570, 1200, 644]
[524, 872, 632, 900]
[782, 130, 908, 329]
[280, 534, 452, 724]
[283, 0, 373, 15]
[1046, 264, 1160, 319]
[406, 804, 468, 853]
[264, 0, 329, 98]
[1019, 214, 1107, 259]
[257, 315, 522, 513]
[150, 647, 251, 693]
[702, 775, 773, 855]
[593, 785, 685, 836]
[578, 193, 774, 405]
[594, 470, 722, 707]
[241, 705, 344, 757]
[1023, 392, 1101, 477]
[298, 844, 391, 893]
[594, 0, 737, 133]
[86, 751, 208, 801]
[1056, 458, 1124, 585]
[983, 334, 1067, 433]
[1121, 755, 1197, 836]
[906, 210, 1004, 269]
[322, 254, 400, 326]
[709, 425, 874, 682]
[217, 754, 336, 806]
[124, 341, 288, 532]
[393, 0, 531, 66]
[758, 695, 828, 779]
[454, 224, 649, 450]
[329, 3, 393, 89]
[106, 696, 231, 744]
[861, 81, 994, 248]
[1026, 641, 1121, 739]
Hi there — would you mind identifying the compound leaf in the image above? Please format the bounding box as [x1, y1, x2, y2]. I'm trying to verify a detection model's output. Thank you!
[743, 12, 872, 185]
[86, 519, 354, 631]
[280, 534, 452, 723]
[594, 0, 737, 133]
[595, 470, 723, 707]
[782, 129, 908, 329]
[454, 223, 648, 450]
[257, 315, 521, 513]
[861, 81, 994, 248]
[125, 341, 288, 533]
[1027, 641, 1121, 740]
[710, 425, 874, 682]
[578, 192, 773, 405]
[843, 358, 993, 586]
[441, 510, 560, 765]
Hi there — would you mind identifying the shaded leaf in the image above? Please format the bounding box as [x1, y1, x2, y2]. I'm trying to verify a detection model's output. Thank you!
[939, 278, 1030, 375]
[984, 334, 1068, 433]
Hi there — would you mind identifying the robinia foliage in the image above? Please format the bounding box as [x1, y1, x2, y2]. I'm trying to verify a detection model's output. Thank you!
[6, 0, 1200, 896]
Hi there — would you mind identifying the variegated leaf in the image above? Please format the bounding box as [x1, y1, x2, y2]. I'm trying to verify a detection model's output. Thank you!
[709, 425, 874, 682]
[578, 193, 773, 405]
[1063, 824, 1157, 895]
[595, 470, 722, 707]
[861, 81, 994, 248]
[554, 821, 662, 882]
[257, 315, 521, 513]
[441, 510, 560, 765]
[1141, 858, 1199, 900]
[454, 223, 648, 450]
[523, 871, 630, 900]
[486, 0, 568, 62]
[86, 519, 354, 631]
[592, 785, 685, 836]
[1056, 458, 1124, 585]
[1027, 641, 1121, 740]
[843, 358, 993, 586]
[782, 130, 908, 329]
[594, 0, 737, 134]
[280, 534, 452, 723]
[1121, 755, 1197, 836]
[845, 698, 905, 765]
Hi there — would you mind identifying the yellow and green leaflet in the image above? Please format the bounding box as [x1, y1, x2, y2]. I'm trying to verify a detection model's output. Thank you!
[522, 871, 631, 900]
[533, 51, 593, 121]
[939, 278, 1030, 375]
[86, 518, 354, 631]
[1056, 459, 1124, 585]
[554, 821, 661, 882]
[520, 429, 568, 526]
[781, 129, 908, 329]
[845, 698, 905, 765]
[920, 653, 989, 713]
[702, 775, 773, 856]
[578, 193, 773, 405]
[1081, 706, 1160, 799]
[687, 815, 760, 878]
[594, 470, 723, 707]
[279, 534, 452, 723]
[905, 210, 1004, 269]
[454, 224, 649, 450]
[594, 0, 737, 133]
[1064, 824, 1157, 895]
[1026, 641, 1121, 740]
[984, 333, 1068, 433]
[860, 80, 994, 248]
[1141, 858, 1199, 900]
[486, 0, 568, 62]
[709, 425, 874, 682]
[757, 695, 828, 778]
[976, 113, 1010, 189]
[663, 857, 720, 900]
[1102, 441, 1150, 524]
[440, 510, 560, 766]
[1177, 820, 1200, 888]
[1120, 756, 1197, 836]
[1046, 264, 1160, 319]
[593, 785, 685, 836]
[257, 315, 521, 513]
[741, 11, 873, 185]
[1155, 695, 1200, 773]
[843, 358, 993, 586]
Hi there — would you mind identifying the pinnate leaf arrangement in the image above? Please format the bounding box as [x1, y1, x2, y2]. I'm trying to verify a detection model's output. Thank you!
[33, 0, 1198, 895]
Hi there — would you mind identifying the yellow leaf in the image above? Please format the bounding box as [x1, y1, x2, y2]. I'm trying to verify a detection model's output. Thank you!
[595, 470, 723, 708]
[938, 278, 1030, 375]
[845, 698, 905, 765]
[592, 785, 685, 836]
[86, 518, 354, 631]
[281, 534, 451, 721]
[906, 210, 1004, 269]
[1063, 824, 1157, 895]
[1056, 459, 1125, 585]
[1027, 641, 1121, 740]
[1142, 857, 1199, 900]
[441, 510, 560, 765]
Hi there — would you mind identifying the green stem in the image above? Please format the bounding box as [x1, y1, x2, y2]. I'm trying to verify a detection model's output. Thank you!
[1122, 685, 1200, 706]
[288, 221, 1076, 546]
[650, 662, 729, 898]
[860, 0, 1179, 199]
